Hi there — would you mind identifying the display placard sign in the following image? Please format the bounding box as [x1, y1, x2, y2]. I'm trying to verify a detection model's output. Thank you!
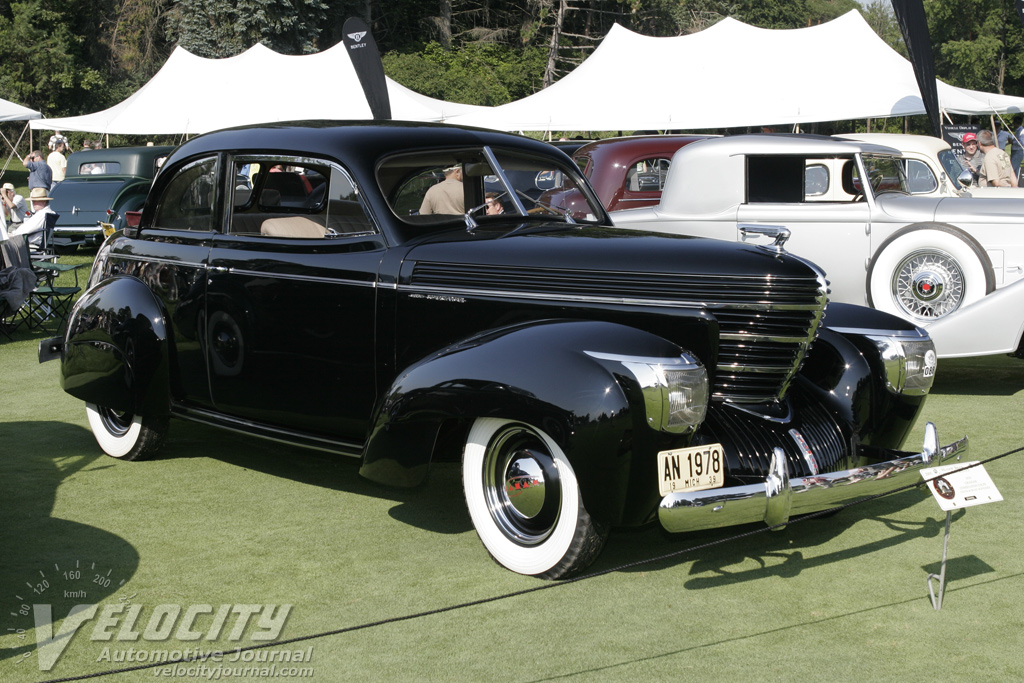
[920, 462, 1002, 511]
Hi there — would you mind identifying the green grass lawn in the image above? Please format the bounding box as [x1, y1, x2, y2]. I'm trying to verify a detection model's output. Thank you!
[1, 309, 1022, 682]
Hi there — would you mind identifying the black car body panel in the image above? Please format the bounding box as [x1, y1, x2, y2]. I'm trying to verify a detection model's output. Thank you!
[46, 121, 961, 578]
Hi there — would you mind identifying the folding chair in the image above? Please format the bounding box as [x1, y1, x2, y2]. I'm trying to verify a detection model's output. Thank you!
[0, 236, 36, 339]
[0, 234, 84, 332]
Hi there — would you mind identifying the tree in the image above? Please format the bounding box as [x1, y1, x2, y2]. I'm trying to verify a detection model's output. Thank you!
[926, 0, 1024, 95]
[0, 0, 107, 115]
[164, 0, 330, 58]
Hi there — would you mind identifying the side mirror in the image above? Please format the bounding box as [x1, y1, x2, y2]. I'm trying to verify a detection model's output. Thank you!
[957, 168, 974, 186]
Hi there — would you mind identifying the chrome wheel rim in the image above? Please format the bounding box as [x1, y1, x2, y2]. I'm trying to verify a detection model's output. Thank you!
[892, 249, 965, 320]
[97, 406, 134, 437]
[481, 424, 562, 546]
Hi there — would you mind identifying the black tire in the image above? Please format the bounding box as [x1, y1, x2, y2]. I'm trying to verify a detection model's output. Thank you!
[85, 403, 168, 460]
[867, 224, 994, 323]
[462, 418, 607, 579]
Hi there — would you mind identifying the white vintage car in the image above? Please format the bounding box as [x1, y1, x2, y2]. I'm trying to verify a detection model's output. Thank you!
[840, 132, 1024, 199]
[609, 134, 1024, 358]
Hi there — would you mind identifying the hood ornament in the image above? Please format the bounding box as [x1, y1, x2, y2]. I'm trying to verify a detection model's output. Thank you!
[740, 224, 791, 254]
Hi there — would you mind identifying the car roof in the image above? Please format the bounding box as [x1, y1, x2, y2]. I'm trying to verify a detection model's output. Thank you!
[166, 120, 565, 170]
[574, 135, 716, 160]
[684, 133, 903, 157]
[837, 132, 952, 155]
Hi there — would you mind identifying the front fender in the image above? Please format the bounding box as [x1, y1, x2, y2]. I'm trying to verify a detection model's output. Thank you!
[801, 302, 929, 450]
[361, 319, 705, 526]
[60, 276, 171, 417]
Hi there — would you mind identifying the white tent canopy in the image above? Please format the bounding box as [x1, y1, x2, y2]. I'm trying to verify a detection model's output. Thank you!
[0, 96, 40, 122]
[30, 42, 484, 135]
[448, 10, 1024, 132]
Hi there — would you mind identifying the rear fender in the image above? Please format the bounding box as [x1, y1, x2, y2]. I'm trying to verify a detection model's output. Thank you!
[361, 319, 707, 526]
[60, 276, 171, 417]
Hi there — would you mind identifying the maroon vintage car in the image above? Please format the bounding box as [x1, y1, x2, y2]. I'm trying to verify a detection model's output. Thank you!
[542, 135, 714, 215]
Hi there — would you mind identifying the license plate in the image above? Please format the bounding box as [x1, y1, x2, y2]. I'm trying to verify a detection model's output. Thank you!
[658, 443, 724, 496]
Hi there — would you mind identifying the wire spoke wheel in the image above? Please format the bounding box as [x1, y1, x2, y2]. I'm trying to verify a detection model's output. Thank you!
[892, 249, 965, 319]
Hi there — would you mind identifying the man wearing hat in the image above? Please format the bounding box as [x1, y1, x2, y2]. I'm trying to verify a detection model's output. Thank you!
[1, 183, 26, 227]
[960, 132, 984, 184]
[10, 187, 55, 249]
[419, 165, 465, 215]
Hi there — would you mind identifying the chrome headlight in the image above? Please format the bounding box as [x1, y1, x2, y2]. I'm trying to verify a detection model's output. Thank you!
[588, 351, 709, 433]
[867, 334, 937, 396]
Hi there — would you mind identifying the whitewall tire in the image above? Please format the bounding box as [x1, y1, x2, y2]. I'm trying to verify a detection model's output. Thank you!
[867, 225, 993, 323]
[85, 403, 168, 461]
[462, 418, 606, 579]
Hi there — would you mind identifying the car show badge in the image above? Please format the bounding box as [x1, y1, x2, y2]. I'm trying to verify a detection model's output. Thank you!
[920, 461, 1002, 511]
[918, 461, 1002, 610]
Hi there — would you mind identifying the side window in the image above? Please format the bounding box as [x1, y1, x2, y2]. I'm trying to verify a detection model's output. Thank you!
[747, 156, 805, 203]
[805, 164, 829, 196]
[624, 157, 671, 192]
[152, 157, 218, 231]
[227, 156, 373, 238]
[905, 159, 938, 194]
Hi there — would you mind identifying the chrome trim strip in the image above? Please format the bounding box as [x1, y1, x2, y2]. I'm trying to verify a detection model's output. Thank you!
[225, 269, 377, 288]
[174, 405, 364, 457]
[659, 422, 968, 533]
[398, 283, 823, 312]
[113, 254, 206, 269]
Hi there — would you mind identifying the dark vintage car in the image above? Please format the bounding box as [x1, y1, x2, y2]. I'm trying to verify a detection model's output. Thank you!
[48, 145, 174, 250]
[541, 135, 713, 216]
[41, 121, 966, 579]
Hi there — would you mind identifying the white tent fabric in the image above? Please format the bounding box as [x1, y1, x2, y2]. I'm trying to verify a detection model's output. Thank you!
[447, 10, 1015, 132]
[0, 96, 40, 122]
[30, 42, 485, 135]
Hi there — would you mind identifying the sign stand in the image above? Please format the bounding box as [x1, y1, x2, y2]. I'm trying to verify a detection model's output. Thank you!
[926, 510, 953, 610]
[919, 461, 1002, 612]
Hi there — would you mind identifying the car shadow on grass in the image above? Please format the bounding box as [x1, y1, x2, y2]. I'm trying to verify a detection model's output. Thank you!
[586, 489, 966, 587]
[156, 418, 474, 536]
[0, 421, 140, 667]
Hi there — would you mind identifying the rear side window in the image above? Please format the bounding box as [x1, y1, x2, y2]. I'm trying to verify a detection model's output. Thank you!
[624, 157, 671, 192]
[78, 162, 121, 175]
[152, 157, 218, 231]
[228, 156, 374, 238]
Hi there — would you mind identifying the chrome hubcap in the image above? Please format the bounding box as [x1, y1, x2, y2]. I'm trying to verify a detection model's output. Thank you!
[482, 425, 561, 546]
[892, 250, 964, 320]
[98, 406, 133, 437]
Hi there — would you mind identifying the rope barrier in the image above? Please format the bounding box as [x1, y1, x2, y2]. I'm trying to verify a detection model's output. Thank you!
[35, 443, 1023, 683]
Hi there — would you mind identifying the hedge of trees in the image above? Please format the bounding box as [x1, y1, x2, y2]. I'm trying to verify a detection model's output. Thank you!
[0, 0, 1021, 137]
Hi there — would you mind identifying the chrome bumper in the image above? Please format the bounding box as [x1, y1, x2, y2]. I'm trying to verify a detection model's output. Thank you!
[659, 423, 967, 533]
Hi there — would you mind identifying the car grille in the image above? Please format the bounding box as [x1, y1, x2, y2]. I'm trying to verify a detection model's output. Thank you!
[703, 399, 849, 477]
[409, 263, 827, 404]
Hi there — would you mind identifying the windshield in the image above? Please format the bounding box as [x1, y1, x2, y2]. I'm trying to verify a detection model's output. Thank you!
[937, 148, 968, 191]
[860, 154, 909, 196]
[378, 145, 604, 229]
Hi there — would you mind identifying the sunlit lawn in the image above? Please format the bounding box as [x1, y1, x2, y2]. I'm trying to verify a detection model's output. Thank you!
[1, 273, 1022, 682]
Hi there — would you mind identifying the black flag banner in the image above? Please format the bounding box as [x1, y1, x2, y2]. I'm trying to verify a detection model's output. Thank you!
[342, 17, 391, 120]
[1017, 0, 1024, 29]
[891, 0, 941, 137]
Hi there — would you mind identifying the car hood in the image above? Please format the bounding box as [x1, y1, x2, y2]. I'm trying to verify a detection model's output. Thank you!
[403, 223, 825, 284]
[874, 192, 1024, 224]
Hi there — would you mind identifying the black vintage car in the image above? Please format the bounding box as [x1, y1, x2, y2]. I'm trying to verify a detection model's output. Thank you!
[41, 121, 966, 579]
[48, 145, 174, 250]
